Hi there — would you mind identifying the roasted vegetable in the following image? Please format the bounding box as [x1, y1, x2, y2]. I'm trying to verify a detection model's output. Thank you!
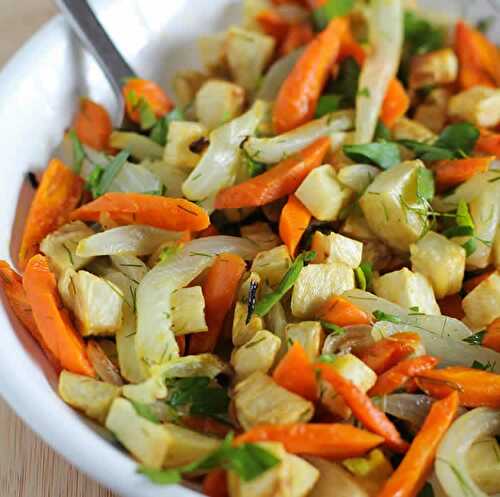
[171, 286, 208, 335]
[311, 232, 363, 268]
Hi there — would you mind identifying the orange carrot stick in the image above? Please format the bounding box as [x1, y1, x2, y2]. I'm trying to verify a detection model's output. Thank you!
[189, 253, 246, 354]
[356, 338, 414, 375]
[279, 195, 311, 257]
[338, 26, 365, 66]
[0, 261, 61, 371]
[463, 269, 496, 294]
[23, 255, 95, 377]
[434, 156, 494, 192]
[416, 367, 500, 408]
[273, 342, 318, 401]
[236, 423, 384, 459]
[318, 296, 372, 327]
[437, 294, 465, 320]
[215, 137, 330, 209]
[381, 79, 410, 128]
[455, 21, 496, 90]
[70, 193, 209, 231]
[316, 363, 409, 452]
[122, 78, 173, 124]
[19, 159, 84, 270]
[73, 98, 113, 151]
[273, 17, 347, 133]
[256, 10, 290, 43]
[476, 128, 500, 158]
[377, 392, 459, 497]
[483, 318, 500, 353]
[280, 22, 314, 57]
[369, 356, 439, 397]
[203, 469, 229, 497]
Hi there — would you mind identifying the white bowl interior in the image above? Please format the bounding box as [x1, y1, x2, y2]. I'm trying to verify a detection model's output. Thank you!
[0, 0, 498, 496]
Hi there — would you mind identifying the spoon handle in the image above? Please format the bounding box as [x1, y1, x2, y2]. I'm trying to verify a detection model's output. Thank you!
[54, 0, 136, 123]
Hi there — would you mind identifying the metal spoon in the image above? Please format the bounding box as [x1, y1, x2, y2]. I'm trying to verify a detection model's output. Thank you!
[53, 0, 136, 125]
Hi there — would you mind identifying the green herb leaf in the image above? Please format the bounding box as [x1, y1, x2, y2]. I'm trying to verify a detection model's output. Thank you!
[357, 87, 370, 98]
[471, 359, 496, 372]
[416, 167, 435, 202]
[442, 225, 475, 238]
[374, 121, 391, 141]
[313, 0, 354, 30]
[88, 150, 130, 198]
[318, 354, 337, 364]
[315, 94, 343, 118]
[417, 482, 435, 497]
[372, 310, 402, 324]
[463, 330, 486, 345]
[130, 400, 160, 424]
[456, 200, 474, 228]
[398, 140, 454, 162]
[477, 16, 494, 33]
[254, 251, 316, 317]
[329, 58, 360, 107]
[343, 143, 401, 170]
[321, 321, 346, 335]
[137, 98, 158, 130]
[356, 262, 373, 291]
[243, 149, 266, 178]
[138, 466, 182, 485]
[69, 130, 85, 174]
[462, 238, 477, 257]
[355, 266, 367, 291]
[434, 123, 479, 156]
[149, 108, 185, 146]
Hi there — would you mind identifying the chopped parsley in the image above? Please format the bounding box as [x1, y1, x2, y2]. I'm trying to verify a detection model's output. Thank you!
[321, 321, 346, 335]
[149, 107, 185, 146]
[471, 359, 496, 372]
[86, 150, 130, 198]
[372, 310, 402, 324]
[315, 94, 343, 118]
[343, 142, 401, 170]
[69, 130, 86, 174]
[463, 330, 486, 345]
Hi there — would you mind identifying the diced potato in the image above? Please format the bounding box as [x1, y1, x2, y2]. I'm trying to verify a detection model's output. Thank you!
[320, 353, 377, 419]
[410, 231, 466, 299]
[288, 454, 321, 497]
[195, 79, 245, 131]
[242, 0, 273, 30]
[373, 268, 441, 315]
[72, 271, 124, 336]
[198, 33, 228, 76]
[291, 263, 355, 319]
[231, 329, 281, 380]
[264, 293, 289, 361]
[234, 372, 314, 430]
[341, 211, 377, 241]
[286, 321, 323, 360]
[391, 117, 436, 142]
[59, 371, 121, 423]
[311, 232, 363, 268]
[141, 159, 189, 198]
[359, 161, 429, 252]
[360, 239, 396, 273]
[170, 286, 208, 335]
[233, 301, 265, 346]
[226, 27, 275, 94]
[409, 48, 458, 89]
[172, 70, 208, 110]
[40, 221, 94, 275]
[163, 121, 207, 170]
[448, 86, 500, 128]
[462, 271, 500, 328]
[295, 165, 353, 221]
[163, 423, 221, 468]
[122, 376, 167, 405]
[109, 132, 163, 161]
[467, 437, 500, 494]
[105, 398, 170, 468]
[58, 267, 77, 311]
[337, 164, 380, 193]
[151, 353, 230, 380]
[241, 222, 281, 251]
[251, 245, 292, 287]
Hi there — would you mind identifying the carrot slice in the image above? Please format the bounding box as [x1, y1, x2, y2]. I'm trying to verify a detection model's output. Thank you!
[455, 21, 496, 90]
[23, 255, 94, 377]
[273, 17, 347, 133]
[476, 128, 500, 158]
[273, 342, 318, 401]
[318, 296, 371, 327]
[73, 98, 113, 151]
[203, 469, 229, 497]
[0, 260, 60, 370]
[316, 363, 409, 452]
[483, 318, 500, 353]
[256, 10, 290, 43]
[416, 367, 500, 408]
[122, 78, 173, 124]
[215, 137, 330, 209]
[369, 356, 439, 397]
[377, 392, 459, 497]
[434, 156, 494, 192]
[463, 269, 496, 294]
[189, 253, 246, 354]
[356, 338, 414, 375]
[381, 79, 410, 128]
[338, 26, 365, 66]
[437, 294, 465, 320]
[280, 22, 314, 57]
[19, 159, 84, 270]
[70, 193, 209, 232]
[279, 195, 311, 257]
[236, 423, 384, 459]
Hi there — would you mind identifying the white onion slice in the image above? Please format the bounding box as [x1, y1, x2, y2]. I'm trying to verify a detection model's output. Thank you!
[136, 236, 258, 372]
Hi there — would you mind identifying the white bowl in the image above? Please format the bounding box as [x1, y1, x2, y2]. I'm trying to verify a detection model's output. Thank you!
[0, 1, 498, 496]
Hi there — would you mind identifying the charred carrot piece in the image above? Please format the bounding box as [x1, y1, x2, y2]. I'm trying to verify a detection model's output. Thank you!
[483, 318, 500, 353]
[279, 195, 311, 257]
[203, 469, 229, 497]
[435, 156, 494, 192]
[319, 296, 372, 327]
[73, 98, 113, 151]
[381, 79, 410, 128]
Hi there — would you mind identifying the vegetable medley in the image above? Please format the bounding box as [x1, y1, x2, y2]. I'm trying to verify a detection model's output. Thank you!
[3, 0, 500, 496]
